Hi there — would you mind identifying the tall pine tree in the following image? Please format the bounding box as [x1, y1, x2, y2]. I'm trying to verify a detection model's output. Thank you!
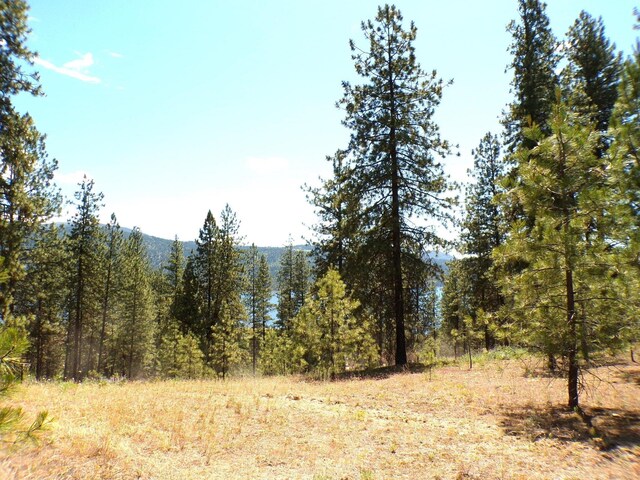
[496, 98, 631, 408]
[65, 177, 104, 381]
[117, 227, 155, 378]
[460, 133, 506, 349]
[18, 224, 68, 379]
[0, 0, 60, 320]
[96, 213, 123, 374]
[336, 5, 456, 365]
[503, 0, 559, 152]
[565, 11, 621, 157]
[244, 244, 272, 374]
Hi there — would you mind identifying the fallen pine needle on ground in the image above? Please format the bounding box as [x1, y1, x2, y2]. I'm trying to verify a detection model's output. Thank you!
[1, 356, 638, 479]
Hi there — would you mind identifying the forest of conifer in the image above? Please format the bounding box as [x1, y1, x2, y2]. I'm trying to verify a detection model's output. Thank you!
[1, 0, 640, 458]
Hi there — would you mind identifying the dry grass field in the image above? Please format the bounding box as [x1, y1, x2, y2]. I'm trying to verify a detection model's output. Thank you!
[1, 356, 639, 480]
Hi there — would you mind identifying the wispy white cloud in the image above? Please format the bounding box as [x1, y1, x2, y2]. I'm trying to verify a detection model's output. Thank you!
[107, 51, 124, 59]
[244, 156, 289, 175]
[63, 52, 94, 71]
[34, 52, 101, 84]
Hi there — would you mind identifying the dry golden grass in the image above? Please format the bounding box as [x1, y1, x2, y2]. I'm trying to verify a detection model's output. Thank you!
[1, 357, 639, 479]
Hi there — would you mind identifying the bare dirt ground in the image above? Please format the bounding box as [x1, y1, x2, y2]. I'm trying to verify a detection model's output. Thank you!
[1, 357, 638, 479]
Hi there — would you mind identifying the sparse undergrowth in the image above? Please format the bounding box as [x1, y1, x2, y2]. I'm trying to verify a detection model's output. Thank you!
[0, 356, 638, 480]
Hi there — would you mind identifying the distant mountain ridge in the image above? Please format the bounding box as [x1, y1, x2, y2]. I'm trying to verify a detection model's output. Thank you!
[55, 223, 451, 277]
[135, 230, 452, 278]
[107, 227, 312, 277]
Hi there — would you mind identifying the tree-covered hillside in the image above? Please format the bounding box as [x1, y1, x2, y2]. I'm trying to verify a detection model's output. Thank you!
[124, 228, 314, 279]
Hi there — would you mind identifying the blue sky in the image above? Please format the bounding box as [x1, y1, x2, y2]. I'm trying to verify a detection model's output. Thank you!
[15, 0, 639, 246]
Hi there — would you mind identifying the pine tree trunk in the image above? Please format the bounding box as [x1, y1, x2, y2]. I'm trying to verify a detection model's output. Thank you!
[252, 271, 257, 376]
[566, 264, 579, 409]
[252, 322, 257, 376]
[484, 325, 491, 352]
[72, 251, 85, 381]
[63, 315, 73, 380]
[35, 299, 43, 380]
[388, 43, 406, 367]
[97, 260, 113, 374]
[330, 308, 335, 376]
[548, 353, 557, 372]
[87, 329, 96, 373]
[128, 282, 138, 378]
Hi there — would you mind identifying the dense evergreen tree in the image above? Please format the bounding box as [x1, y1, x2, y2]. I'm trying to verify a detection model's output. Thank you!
[608, 31, 640, 353]
[151, 245, 203, 379]
[609, 35, 640, 233]
[291, 269, 375, 378]
[500, 0, 560, 370]
[503, 0, 559, 152]
[155, 319, 204, 378]
[0, 113, 59, 320]
[0, 0, 40, 103]
[440, 259, 473, 360]
[210, 296, 245, 379]
[260, 328, 294, 376]
[65, 177, 104, 381]
[460, 133, 506, 349]
[565, 11, 621, 145]
[96, 214, 123, 374]
[292, 250, 310, 313]
[18, 224, 67, 379]
[0, 0, 60, 320]
[268, 243, 313, 373]
[187, 207, 245, 370]
[276, 242, 296, 330]
[116, 228, 156, 378]
[165, 235, 184, 320]
[194, 211, 219, 359]
[462, 134, 505, 260]
[243, 244, 272, 374]
[496, 99, 632, 408]
[179, 254, 201, 336]
[337, 4, 456, 365]
[209, 205, 246, 377]
[277, 244, 310, 330]
[306, 151, 362, 280]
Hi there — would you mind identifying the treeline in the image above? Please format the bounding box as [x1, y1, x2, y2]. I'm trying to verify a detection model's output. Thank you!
[8, 185, 377, 380]
[1, 0, 640, 408]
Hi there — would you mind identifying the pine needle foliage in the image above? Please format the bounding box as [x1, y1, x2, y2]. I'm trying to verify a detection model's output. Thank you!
[291, 269, 376, 378]
[336, 4, 456, 365]
[495, 97, 634, 408]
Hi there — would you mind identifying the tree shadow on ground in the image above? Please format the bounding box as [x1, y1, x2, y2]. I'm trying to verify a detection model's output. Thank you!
[334, 363, 427, 381]
[500, 404, 640, 449]
[501, 362, 640, 450]
[615, 364, 640, 386]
